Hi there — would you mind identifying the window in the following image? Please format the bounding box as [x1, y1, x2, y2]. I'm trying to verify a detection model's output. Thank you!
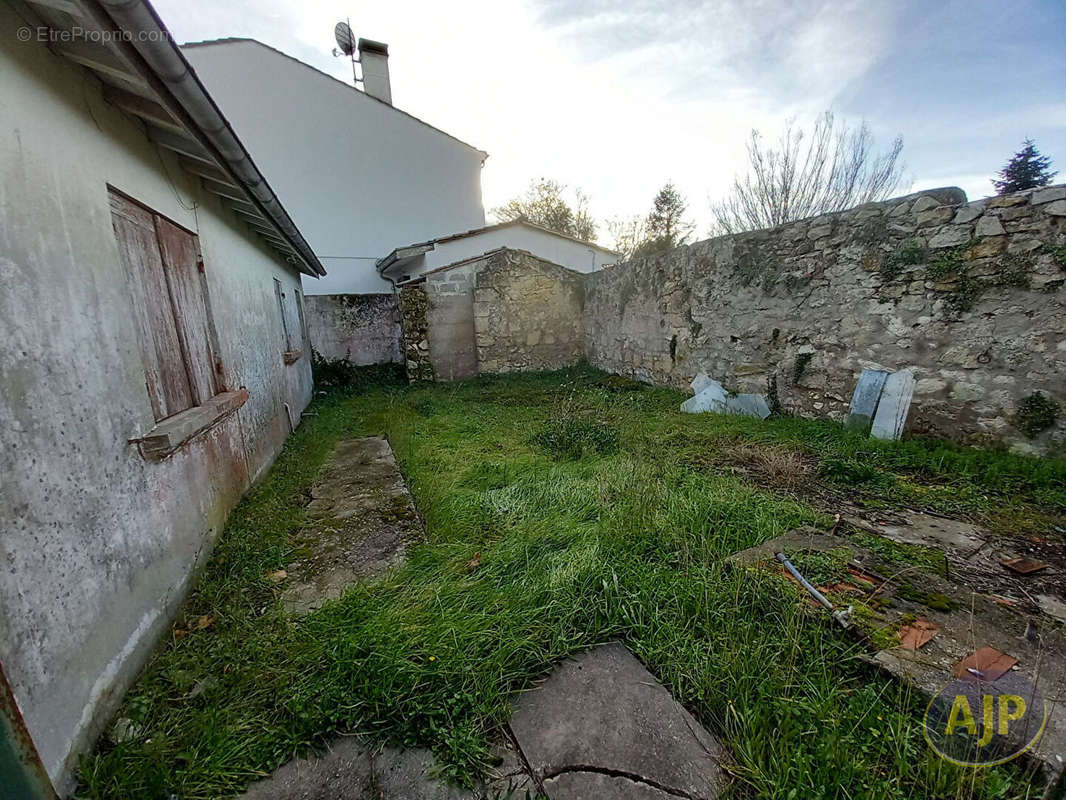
[109, 189, 222, 421]
[295, 288, 308, 347]
[275, 279, 304, 364]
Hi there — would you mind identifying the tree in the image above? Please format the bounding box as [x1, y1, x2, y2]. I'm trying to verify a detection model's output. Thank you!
[606, 215, 648, 260]
[644, 182, 695, 255]
[491, 178, 597, 242]
[608, 182, 695, 260]
[992, 139, 1056, 195]
[710, 111, 906, 235]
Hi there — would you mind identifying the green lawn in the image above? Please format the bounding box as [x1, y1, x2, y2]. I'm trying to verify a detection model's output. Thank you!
[77, 366, 1065, 799]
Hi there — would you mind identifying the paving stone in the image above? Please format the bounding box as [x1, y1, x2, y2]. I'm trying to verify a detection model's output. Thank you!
[509, 642, 728, 799]
[239, 739, 375, 799]
[239, 739, 475, 800]
[283, 437, 423, 615]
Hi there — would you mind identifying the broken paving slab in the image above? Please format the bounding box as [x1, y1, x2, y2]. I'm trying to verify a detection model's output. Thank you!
[239, 738, 473, 800]
[508, 642, 728, 799]
[681, 373, 770, 419]
[731, 528, 1066, 788]
[282, 437, 423, 615]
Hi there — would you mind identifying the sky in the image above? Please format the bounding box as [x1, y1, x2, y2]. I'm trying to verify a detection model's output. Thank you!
[154, 0, 1066, 239]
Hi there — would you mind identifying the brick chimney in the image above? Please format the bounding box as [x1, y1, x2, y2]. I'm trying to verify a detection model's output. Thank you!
[358, 38, 392, 105]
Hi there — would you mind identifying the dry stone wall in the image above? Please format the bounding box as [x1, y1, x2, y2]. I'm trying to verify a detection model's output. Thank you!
[473, 250, 585, 373]
[398, 283, 433, 382]
[584, 185, 1066, 454]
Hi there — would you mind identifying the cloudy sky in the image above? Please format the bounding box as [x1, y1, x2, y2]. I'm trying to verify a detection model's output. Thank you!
[155, 0, 1066, 237]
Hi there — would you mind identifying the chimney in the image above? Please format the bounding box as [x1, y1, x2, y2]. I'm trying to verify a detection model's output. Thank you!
[358, 38, 392, 105]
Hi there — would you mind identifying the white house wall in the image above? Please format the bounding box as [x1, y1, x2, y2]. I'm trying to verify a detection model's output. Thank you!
[0, 16, 312, 792]
[425, 226, 615, 276]
[184, 40, 487, 295]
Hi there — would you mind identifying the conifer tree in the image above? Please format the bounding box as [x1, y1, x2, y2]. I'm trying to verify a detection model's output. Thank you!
[993, 139, 1056, 194]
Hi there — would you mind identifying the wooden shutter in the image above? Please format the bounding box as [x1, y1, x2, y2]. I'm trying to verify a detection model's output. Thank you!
[110, 192, 194, 419]
[154, 217, 218, 405]
[274, 278, 292, 351]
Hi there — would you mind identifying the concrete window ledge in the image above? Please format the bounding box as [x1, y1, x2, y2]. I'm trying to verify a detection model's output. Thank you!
[135, 389, 249, 461]
[283, 349, 303, 365]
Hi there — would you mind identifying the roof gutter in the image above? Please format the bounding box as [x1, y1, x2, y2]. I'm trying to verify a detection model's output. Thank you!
[92, 0, 325, 277]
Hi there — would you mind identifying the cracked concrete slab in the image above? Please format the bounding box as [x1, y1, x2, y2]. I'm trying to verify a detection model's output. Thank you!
[282, 437, 423, 615]
[508, 642, 728, 799]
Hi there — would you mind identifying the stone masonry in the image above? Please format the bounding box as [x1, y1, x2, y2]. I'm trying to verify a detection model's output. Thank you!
[584, 185, 1066, 454]
[473, 250, 585, 374]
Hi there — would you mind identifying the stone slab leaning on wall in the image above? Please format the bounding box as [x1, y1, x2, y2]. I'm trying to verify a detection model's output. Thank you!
[583, 185, 1066, 455]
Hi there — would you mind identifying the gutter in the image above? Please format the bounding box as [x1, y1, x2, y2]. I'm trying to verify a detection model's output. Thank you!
[92, 0, 325, 277]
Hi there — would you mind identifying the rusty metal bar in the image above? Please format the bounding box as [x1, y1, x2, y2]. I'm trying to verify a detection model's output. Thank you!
[0, 660, 57, 800]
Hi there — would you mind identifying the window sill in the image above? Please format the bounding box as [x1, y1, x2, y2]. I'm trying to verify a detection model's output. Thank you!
[283, 349, 303, 365]
[135, 389, 249, 461]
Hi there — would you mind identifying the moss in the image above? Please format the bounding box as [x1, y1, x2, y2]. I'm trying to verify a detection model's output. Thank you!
[1044, 243, 1066, 268]
[792, 352, 814, 385]
[1012, 392, 1060, 439]
[896, 581, 958, 612]
[881, 240, 926, 282]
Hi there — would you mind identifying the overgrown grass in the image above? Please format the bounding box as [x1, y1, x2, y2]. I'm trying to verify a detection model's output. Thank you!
[77, 366, 1063, 799]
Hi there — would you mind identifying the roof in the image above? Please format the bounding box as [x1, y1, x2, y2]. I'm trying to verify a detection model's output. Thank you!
[378, 219, 620, 273]
[13, 0, 324, 276]
[181, 38, 488, 160]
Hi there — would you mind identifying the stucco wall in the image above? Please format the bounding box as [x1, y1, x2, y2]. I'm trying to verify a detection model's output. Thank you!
[304, 294, 402, 364]
[473, 251, 585, 373]
[424, 255, 494, 380]
[584, 186, 1066, 454]
[0, 19, 312, 791]
[184, 40, 487, 295]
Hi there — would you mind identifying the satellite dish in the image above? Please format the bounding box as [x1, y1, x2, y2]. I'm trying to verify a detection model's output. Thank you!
[333, 21, 356, 56]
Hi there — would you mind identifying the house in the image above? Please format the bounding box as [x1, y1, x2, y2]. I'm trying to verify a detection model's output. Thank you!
[0, 0, 325, 794]
[181, 37, 489, 297]
[378, 218, 619, 285]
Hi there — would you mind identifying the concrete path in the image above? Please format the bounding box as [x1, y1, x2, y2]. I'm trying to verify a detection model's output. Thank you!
[282, 437, 422, 615]
[509, 643, 729, 799]
[239, 739, 471, 800]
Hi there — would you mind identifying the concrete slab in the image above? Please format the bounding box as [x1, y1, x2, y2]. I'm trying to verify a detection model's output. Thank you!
[845, 369, 889, 434]
[509, 642, 728, 799]
[283, 437, 423, 615]
[730, 528, 1066, 790]
[238, 739, 473, 800]
[870, 369, 915, 440]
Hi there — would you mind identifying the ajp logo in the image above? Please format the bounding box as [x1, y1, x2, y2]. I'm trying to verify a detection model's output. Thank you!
[923, 665, 1047, 767]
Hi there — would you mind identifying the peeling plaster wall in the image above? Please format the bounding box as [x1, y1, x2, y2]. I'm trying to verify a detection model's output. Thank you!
[304, 294, 402, 365]
[473, 251, 585, 374]
[583, 186, 1066, 454]
[0, 21, 312, 792]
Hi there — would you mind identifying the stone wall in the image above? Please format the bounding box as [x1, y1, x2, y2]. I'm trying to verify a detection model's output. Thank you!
[304, 293, 402, 365]
[584, 185, 1066, 454]
[398, 283, 433, 381]
[473, 250, 585, 373]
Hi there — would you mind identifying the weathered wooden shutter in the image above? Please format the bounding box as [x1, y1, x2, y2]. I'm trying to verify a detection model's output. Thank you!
[274, 278, 292, 351]
[110, 192, 194, 419]
[154, 217, 217, 405]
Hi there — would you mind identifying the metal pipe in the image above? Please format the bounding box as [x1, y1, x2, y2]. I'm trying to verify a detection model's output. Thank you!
[775, 552, 853, 629]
